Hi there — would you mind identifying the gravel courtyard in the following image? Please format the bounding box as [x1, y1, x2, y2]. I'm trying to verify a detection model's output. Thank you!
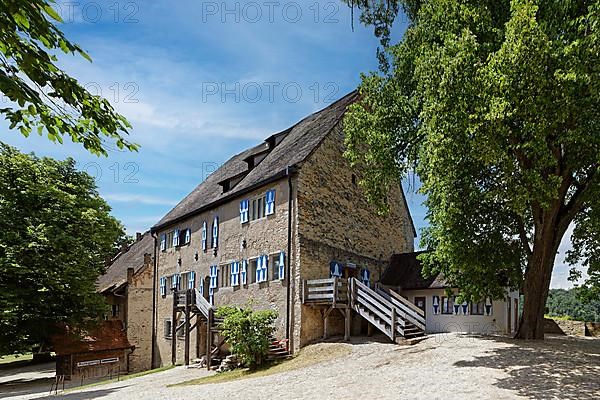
[6, 333, 600, 400]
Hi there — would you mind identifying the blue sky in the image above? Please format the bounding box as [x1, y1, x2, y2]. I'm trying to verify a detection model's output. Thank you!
[0, 1, 577, 288]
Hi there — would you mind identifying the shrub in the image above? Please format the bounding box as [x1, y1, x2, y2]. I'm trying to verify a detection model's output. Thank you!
[216, 306, 277, 369]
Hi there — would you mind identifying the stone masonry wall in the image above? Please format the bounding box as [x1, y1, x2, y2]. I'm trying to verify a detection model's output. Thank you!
[296, 122, 416, 346]
[126, 263, 154, 373]
[154, 177, 301, 366]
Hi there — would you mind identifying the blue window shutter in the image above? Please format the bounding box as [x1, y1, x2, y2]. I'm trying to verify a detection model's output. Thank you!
[278, 251, 285, 280]
[266, 190, 276, 215]
[240, 201, 244, 223]
[433, 296, 440, 315]
[199, 278, 204, 296]
[263, 255, 268, 281]
[189, 271, 195, 289]
[173, 229, 179, 247]
[256, 257, 261, 282]
[202, 221, 207, 251]
[212, 217, 219, 248]
[241, 260, 247, 285]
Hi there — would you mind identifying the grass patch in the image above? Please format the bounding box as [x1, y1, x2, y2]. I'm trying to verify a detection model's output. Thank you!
[65, 365, 175, 392]
[0, 353, 33, 365]
[173, 342, 352, 387]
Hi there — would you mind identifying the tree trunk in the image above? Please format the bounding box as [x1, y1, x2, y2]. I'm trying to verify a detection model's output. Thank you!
[516, 211, 563, 340]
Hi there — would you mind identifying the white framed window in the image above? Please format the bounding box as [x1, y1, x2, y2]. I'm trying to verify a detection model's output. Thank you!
[199, 277, 205, 296]
[266, 189, 276, 215]
[166, 231, 174, 250]
[160, 234, 166, 251]
[240, 200, 249, 223]
[220, 264, 231, 287]
[441, 296, 454, 315]
[159, 277, 167, 296]
[251, 195, 266, 221]
[471, 301, 484, 315]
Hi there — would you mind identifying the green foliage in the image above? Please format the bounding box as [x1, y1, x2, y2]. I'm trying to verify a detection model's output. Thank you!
[0, 0, 138, 155]
[546, 289, 600, 322]
[0, 143, 127, 355]
[216, 305, 277, 369]
[344, 0, 600, 308]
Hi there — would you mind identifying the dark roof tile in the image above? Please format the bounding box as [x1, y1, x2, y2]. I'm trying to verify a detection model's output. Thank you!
[380, 251, 448, 290]
[152, 91, 358, 231]
[96, 231, 153, 293]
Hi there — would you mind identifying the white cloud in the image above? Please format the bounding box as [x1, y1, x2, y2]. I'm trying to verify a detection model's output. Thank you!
[551, 224, 589, 289]
[104, 193, 178, 206]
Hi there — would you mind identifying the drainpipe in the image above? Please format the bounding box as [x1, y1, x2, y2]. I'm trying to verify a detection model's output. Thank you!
[285, 166, 295, 344]
[151, 232, 158, 369]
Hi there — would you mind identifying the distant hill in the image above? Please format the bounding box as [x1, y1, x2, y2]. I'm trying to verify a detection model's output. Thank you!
[546, 289, 600, 322]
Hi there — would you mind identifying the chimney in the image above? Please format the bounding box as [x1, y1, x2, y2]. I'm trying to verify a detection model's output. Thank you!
[127, 267, 134, 284]
[136, 232, 143, 242]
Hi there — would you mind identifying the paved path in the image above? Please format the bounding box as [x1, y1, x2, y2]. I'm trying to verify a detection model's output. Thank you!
[5, 334, 600, 400]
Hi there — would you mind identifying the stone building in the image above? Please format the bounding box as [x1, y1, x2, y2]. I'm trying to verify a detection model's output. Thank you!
[380, 251, 520, 335]
[150, 91, 417, 367]
[96, 231, 154, 373]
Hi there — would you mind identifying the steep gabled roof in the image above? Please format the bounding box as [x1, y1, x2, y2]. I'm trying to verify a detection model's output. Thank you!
[152, 91, 359, 231]
[52, 320, 133, 356]
[380, 251, 448, 290]
[96, 231, 153, 294]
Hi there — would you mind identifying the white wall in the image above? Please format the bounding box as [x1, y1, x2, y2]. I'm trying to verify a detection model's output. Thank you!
[401, 288, 520, 335]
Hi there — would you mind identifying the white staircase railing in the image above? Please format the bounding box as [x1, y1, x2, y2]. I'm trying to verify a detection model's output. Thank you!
[375, 284, 426, 331]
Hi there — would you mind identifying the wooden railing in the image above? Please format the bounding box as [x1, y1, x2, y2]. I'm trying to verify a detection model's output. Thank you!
[350, 278, 404, 340]
[194, 289, 213, 318]
[302, 277, 348, 307]
[375, 284, 426, 331]
[175, 289, 214, 319]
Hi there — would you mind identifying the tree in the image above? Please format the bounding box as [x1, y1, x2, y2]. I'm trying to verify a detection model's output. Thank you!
[0, 144, 127, 355]
[216, 305, 277, 369]
[546, 289, 600, 322]
[344, 0, 600, 339]
[0, 0, 138, 155]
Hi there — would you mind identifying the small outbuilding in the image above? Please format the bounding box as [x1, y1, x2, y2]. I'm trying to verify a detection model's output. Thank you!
[380, 251, 520, 335]
[52, 320, 134, 381]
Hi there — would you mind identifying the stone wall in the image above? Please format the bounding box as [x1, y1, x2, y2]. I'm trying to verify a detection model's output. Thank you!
[126, 261, 154, 373]
[544, 318, 587, 336]
[296, 123, 416, 346]
[154, 177, 301, 366]
[587, 322, 600, 337]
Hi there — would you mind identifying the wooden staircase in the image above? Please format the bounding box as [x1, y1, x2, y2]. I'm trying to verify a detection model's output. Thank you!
[267, 337, 291, 361]
[173, 289, 223, 369]
[303, 277, 426, 343]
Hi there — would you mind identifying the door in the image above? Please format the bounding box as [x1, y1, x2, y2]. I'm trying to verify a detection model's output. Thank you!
[414, 297, 426, 317]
